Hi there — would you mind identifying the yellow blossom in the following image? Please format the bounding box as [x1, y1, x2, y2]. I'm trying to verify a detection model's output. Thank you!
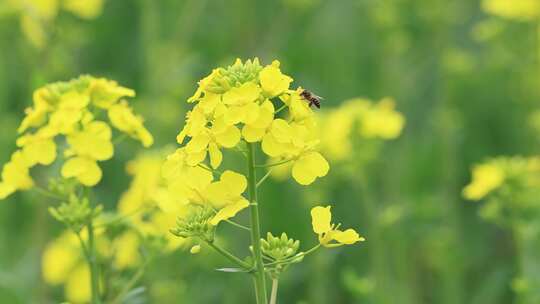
[311, 206, 365, 247]
[41, 232, 80, 285]
[482, 0, 540, 21]
[113, 231, 141, 269]
[16, 128, 57, 166]
[64, 264, 91, 303]
[259, 61, 293, 98]
[89, 78, 135, 109]
[0, 151, 34, 199]
[359, 98, 405, 139]
[63, 0, 104, 19]
[48, 90, 90, 135]
[463, 163, 506, 200]
[108, 100, 154, 147]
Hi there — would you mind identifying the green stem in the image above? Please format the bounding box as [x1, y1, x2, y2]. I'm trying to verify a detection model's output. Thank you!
[224, 219, 251, 231]
[255, 158, 294, 168]
[87, 221, 102, 304]
[246, 143, 268, 304]
[256, 169, 273, 188]
[206, 241, 252, 269]
[270, 279, 279, 304]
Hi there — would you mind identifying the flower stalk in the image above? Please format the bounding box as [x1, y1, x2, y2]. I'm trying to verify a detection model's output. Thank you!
[87, 220, 102, 304]
[246, 143, 268, 304]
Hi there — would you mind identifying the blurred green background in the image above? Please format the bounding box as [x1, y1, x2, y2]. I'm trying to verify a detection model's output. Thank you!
[1, 0, 539, 303]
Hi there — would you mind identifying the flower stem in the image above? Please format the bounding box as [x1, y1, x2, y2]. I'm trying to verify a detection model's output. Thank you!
[270, 279, 279, 304]
[206, 241, 252, 269]
[87, 221, 102, 304]
[246, 143, 268, 304]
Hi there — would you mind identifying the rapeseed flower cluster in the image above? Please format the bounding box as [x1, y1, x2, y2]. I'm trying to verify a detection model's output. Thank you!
[317, 97, 404, 162]
[463, 156, 540, 224]
[7, 0, 105, 48]
[0, 75, 152, 199]
[117, 153, 185, 252]
[162, 58, 331, 230]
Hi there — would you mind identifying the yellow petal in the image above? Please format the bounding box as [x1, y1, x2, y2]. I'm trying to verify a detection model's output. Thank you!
[186, 133, 210, 153]
[61, 157, 103, 186]
[224, 106, 246, 125]
[41, 233, 79, 285]
[64, 264, 91, 303]
[208, 142, 223, 169]
[270, 119, 292, 143]
[210, 198, 249, 226]
[292, 152, 329, 185]
[242, 125, 266, 143]
[220, 170, 247, 195]
[333, 229, 364, 245]
[222, 82, 261, 106]
[214, 126, 241, 148]
[261, 134, 287, 158]
[113, 231, 140, 269]
[311, 206, 332, 234]
[259, 65, 293, 97]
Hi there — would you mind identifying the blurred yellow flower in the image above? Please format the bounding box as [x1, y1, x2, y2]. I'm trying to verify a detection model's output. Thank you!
[482, 0, 540, 21]
[0, 151, 34, 199]
[359, 98, 405, 140]
[0, 75, 152, 198]
[42, 230, 110, 303]
[311, 205, 365, 247]
[63, 0, 104, 19]
[463, 163, 505, 200]
[108, 101, 154, 147]
[317, 97, 405, 162]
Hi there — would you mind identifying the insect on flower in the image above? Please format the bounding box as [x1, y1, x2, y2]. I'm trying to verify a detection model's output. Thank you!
[300, 89, 323, 109]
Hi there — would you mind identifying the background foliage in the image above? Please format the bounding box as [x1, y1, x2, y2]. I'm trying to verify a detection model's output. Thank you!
[0, 0, 539, 303]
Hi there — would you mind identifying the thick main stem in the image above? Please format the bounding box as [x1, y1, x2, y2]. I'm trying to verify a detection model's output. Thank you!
[270, 279, 279, 304]
[246, 143, 268, 304]
[87, 221, 101, 304]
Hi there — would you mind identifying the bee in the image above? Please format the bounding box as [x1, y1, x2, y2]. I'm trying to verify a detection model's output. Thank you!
[300, 89, 323, 109]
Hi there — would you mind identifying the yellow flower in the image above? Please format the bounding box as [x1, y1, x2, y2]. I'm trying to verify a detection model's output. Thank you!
[182, 116, 241, 169]
[222, 82, 262, 125]
[66, 121, 113, 159]
[0, 151, 34, 199]
[16, 128, 57, 166]
[49, 90, 90, 135]
[113, 231, 141, 269]
[18, 88, 52, 133]
[42, 232, 80, 285]
[108, 100, 154, 147]
[359, 98, 405, 140]
[311, 206, 365, 247]
[259, 60, 293, 98]
[89, 78, 135, 109]
[162, 167, 249, 226]
[63, 0, 104, 19]
[262, 119, 329, 185]
[61, 156, 103, 186]
[291, 152, 330, 185]
[42, 229, 111, 303]
[64, 264, 91, 303]
[482, 0, 540, 21]
[241, 99, 275, 143]
[463, 163, 505, 200]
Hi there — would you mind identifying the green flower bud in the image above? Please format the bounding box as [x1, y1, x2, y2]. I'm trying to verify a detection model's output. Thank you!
[48, 194, 102, 232]
[170, 206, 215, 242]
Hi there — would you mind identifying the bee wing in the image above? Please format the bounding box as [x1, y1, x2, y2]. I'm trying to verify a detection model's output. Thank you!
[313, 94, 324, 100]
